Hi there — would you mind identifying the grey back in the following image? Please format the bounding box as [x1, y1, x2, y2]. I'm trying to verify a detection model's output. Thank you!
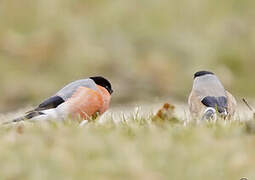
[193, 74, 226, 100]
[56, 79, 98, 100]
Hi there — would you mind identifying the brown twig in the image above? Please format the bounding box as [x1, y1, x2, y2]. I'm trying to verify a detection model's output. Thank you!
[242, 98, 254, 112]
[243, 98, 255, 119]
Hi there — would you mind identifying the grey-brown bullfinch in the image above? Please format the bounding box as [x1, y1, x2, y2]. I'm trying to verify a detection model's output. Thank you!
[10, 76, 113, 123]
[188, 71, 237, 121]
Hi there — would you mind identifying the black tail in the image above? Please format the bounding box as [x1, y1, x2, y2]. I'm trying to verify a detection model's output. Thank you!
[2, 111, 45, 125]
[2, 116, 25, 125]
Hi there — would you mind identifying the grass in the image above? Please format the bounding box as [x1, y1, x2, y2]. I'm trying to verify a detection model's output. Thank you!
[0, 105, 255, 180]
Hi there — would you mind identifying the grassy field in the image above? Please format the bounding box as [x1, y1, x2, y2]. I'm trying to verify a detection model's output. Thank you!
[1, 0, 255, 179]
[0, 104, 255, 180]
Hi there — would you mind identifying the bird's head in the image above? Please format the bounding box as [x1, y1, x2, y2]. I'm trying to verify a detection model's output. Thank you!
[90, 76, 113, 95]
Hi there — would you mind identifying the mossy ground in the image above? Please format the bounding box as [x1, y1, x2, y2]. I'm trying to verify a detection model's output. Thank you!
[0, 105, 254, 180]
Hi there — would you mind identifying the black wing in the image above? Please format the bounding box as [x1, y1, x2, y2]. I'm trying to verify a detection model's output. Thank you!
[19, 96, 65, 121]
[3, 96, 65, 124]
[33, 96, 65, 112]
[201, 96, 227, 113]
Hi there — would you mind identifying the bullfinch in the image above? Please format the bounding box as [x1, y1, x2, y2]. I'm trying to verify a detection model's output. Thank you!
[188, 71, 237, 121]
[10, 76, 113, 123]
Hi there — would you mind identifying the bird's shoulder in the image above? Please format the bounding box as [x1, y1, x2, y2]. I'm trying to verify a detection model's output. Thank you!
[56, 79, 98, 100]
[70, 86, 102, 100]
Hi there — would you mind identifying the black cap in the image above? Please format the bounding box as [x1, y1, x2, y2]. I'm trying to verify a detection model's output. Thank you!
[194, 71, 214, 79]
[90, 76, 113, 94]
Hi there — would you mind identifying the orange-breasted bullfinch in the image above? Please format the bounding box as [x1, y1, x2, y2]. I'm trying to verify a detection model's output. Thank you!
[188, 71, 237, 121]
[11, 76, 113, 123]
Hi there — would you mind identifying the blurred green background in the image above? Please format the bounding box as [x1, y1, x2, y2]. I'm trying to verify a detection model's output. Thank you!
[0, 0, 255, 112]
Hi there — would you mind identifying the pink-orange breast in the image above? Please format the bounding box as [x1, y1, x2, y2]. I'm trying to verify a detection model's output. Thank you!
[66, 86, 111, 120]
[96, 85, 111, 114]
